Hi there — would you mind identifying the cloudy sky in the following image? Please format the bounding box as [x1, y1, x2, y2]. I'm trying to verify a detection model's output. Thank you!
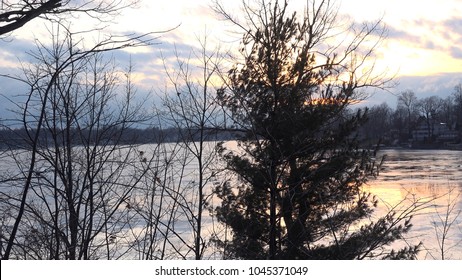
[1, 0, 462, 115]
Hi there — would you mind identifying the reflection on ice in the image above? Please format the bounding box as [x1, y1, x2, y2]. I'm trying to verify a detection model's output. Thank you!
[367, 149, 462, 260]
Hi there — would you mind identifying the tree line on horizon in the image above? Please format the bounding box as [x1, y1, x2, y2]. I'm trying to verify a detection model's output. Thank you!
[362, 86, 462, 148]
[2, 85, 462, 150]
[0, 125, 236, 149]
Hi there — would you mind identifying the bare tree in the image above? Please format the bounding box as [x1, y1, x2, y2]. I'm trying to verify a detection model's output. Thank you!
[428, 187, 462, 260]
[416, 96, 444, 141]
[0, 0, 139, 36]
[121, 131, 198, 259]
[452, 83, 462, 131]
[0, 20, 161, 259]
[362, 102, 392, 145]
[440, 96, 454, 129]
[156, 34, 227, 259]
[397, 90, 418, 139]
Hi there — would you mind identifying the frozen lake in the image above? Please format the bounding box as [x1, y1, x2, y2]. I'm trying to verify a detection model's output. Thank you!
[367, 149, 462, 259]
[1, 144, 461, 259]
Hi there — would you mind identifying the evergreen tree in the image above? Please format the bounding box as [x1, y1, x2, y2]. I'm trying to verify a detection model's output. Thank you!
[213, 0, 420, 260]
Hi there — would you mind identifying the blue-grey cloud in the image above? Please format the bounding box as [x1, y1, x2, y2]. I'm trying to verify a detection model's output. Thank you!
[386, 24, 436, 50]
[386, 26, 417, 42]
[450, 47, 462, 60]
[0, 38, 34, 121]
[0, 37, 38, 65]
[384, 16, 462, 61]
[443, 17, 462, 36]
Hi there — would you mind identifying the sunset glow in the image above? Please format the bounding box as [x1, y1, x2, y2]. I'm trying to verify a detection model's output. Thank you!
[129, 0, 462, 101]
[1, 0, 462, 107]
[2, 0, 462, 264]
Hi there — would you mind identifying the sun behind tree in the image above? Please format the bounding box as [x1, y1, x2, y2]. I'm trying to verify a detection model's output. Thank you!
[213, 0, 420, 260]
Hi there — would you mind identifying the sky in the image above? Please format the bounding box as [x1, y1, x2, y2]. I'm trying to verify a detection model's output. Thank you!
[1, 0, 462, 116]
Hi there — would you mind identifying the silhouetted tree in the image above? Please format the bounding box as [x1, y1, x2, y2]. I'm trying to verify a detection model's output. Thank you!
[157, 35, 226, 259]
[362, 103, 392, 145]
[390, 105, 407, 143]
[397, 90, 418, 139]
[416, 96, 444, 141]
[0, 0, 138, 36]
[452, 84, 462, 131]
[213, 0, 419, 260]
[440, 96, 454, 129]
[0, 2, 161, 256]
[0, 28, 155, 259]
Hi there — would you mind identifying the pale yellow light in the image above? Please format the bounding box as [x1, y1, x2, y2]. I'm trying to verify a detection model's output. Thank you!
[375, 40, 462, 77]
